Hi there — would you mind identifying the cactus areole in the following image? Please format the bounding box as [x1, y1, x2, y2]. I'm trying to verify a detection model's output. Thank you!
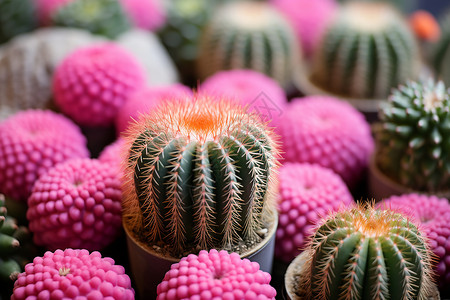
[123, 95, 280, 257]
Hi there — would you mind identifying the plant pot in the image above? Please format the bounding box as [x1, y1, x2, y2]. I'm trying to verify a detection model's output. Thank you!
[124, 212, 278, 299]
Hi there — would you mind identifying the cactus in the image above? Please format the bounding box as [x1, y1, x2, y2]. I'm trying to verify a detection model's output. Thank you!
[432, 10, 450, 87]
[311, 1, 420, 99]
[122, 95, 280, 257]
[197, 1, 300, 88]
[374, 80, 450, 193]
[298, 204, 436, 299]
[51, 0, 131, 39]
[336, 0, 414, 13]
[0, 0, 37, 44]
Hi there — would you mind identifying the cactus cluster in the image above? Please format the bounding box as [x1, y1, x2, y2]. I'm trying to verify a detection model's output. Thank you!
[432, 10, 450, 87]
[298, 204, 436, 299]
[123, 95, 280, 257]
[311, 1, 420, 99]
[197, 0, 300, 88]
[374, 80, 450, 192]
[0, 0, 37, 44]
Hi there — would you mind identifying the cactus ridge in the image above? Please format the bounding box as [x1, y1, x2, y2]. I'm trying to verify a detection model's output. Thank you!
[123, 96, 279, 256]
[300, 204, 435, 300]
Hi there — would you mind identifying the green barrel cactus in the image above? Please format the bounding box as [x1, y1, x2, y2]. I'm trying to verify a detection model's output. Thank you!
[432, 11, 450, 87]
[51, 0, 130, 39]
[311, 1, 420, 99]
[374, 80, 450, 193]
[297, 204, 436, 299]
[0, 0, 37, 44]
[122, 95, 280, 257]
[197, 0, 300, 88]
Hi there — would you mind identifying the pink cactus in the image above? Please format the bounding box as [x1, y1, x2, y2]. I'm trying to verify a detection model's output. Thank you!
[115, 84, 192, 134]
[271, 0, 337, 57]
[277, 96, 374, 188]
[11, 248, 134, 299]
[157, 249, 277, 300]
[35, 0, 74, 25]
[275, 163, 354, 263]
[119, 0, 167, 31]
[200, 70, 287, 126]
[53, 43, 146, 127]
[27, 158, 122, 251]
[380, 194, 450, 289]
[0, 110, 89, 202]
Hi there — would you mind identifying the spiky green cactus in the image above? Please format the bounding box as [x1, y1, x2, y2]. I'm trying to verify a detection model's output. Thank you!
[122, 95, 279, 257]
[297, 204, 436, 299]
[51, 0, 130, 39]
[0, 0, 37, 44]
[197, 1, 300, 88]
[432, 11, 450, 87]
[311, 1, 420, 99]
[374, 80, 450, 193]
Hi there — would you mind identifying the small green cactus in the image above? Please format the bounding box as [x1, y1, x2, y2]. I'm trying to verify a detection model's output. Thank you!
[298, 204, 436, 299]
[311, 1, 420, 99]
[0, 0, 37, 44]
[51, 0, 130, 39]
[122, 95, 280, 257]
[374, 80, 450, 193]
[197, 0, 300, 88]
[432, 11, 450, 87]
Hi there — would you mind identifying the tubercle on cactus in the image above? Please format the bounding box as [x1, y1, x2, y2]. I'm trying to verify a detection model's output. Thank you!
[122, 94, 280, 256]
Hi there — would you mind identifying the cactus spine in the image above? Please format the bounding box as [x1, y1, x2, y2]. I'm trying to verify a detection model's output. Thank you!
[197, 1, 300, 88]
[123, 95, 279, 257]
[298, 204, 436, 300]
[311, 2, 420, 99]
[375, 80, 450, 192]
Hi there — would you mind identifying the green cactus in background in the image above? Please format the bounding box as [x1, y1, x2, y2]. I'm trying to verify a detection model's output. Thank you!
[51, 0, 130, 39]
[0, 0, 37, 44]
[122, 95, 280, 257]
[432, 11, 450, 87]
[298, 204, 436, 299]
[374, 80, 450, 192]
[197, 0, 300, 88]
[336, 0, 415, 13]
[311, 1, 420, 99]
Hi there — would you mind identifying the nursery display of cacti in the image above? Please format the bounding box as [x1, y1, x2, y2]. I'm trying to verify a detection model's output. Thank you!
[374, 80, 450, 192]
[311, 1, 420, 99]
[122, 95, 280, 257]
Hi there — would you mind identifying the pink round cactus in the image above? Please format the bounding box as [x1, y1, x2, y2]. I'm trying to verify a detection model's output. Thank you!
[27, 158, 122, 251]
[157, 249, 276, 300]
[53, 43, 146, 127]
[35, 0, 74, 25]
[11, 248, 134, 300]
[275, 163, 354, 263]
[380, 194, 450, 289]
[200, 70, 287, 126]
[0, 109, 89, 202]
[119, 0, 166, 31]
[115, 84, 192, 134]
[277, 96, 374, 187]
[98, 138, 126, 171]
[271, 0, 337, 57]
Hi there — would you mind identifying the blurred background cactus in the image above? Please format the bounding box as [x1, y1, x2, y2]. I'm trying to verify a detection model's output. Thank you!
[432, 10, 450, 87]
[337, 0, 415, 13]
[374, 80, 450, 193]
[0, 0, 37, 44]
[122, 95, 280, 257]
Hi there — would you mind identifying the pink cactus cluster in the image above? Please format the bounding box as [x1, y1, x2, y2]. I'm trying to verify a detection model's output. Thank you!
[157, 249, 277, 300]
[11, 249, 134, 299]
[27, 158, 123, 251]
[0, 110, 89, 201]
[119, 0, 167, 31]
[380, 194, 450, 289]
[53, 43, 146, 127]
[277, 96, 374, 188]
[200, 70, 287, 126]
[116, 84, 192, 134]
[275, 163, 354, 263]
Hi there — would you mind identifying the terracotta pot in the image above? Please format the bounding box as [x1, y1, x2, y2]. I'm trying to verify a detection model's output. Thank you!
[124, 213, 278, 299]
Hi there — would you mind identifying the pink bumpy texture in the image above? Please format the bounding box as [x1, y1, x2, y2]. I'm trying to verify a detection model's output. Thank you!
[275, 163, 354, 263]
[11, 248, 134, 299]
[200, 70, 287, 126]
[0, 109, 89, 202]
[157, 249, 277, 300]
[271, 0, 337, 57]
[381, 194, 450, 289]
[53, 43, 146, 127]
[27, 158, 123, 251]
[35, 0, 74, 25]
[115, 84, 192, 134]
[277, 96, 374, 187]
[119, 0, 167, 30]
